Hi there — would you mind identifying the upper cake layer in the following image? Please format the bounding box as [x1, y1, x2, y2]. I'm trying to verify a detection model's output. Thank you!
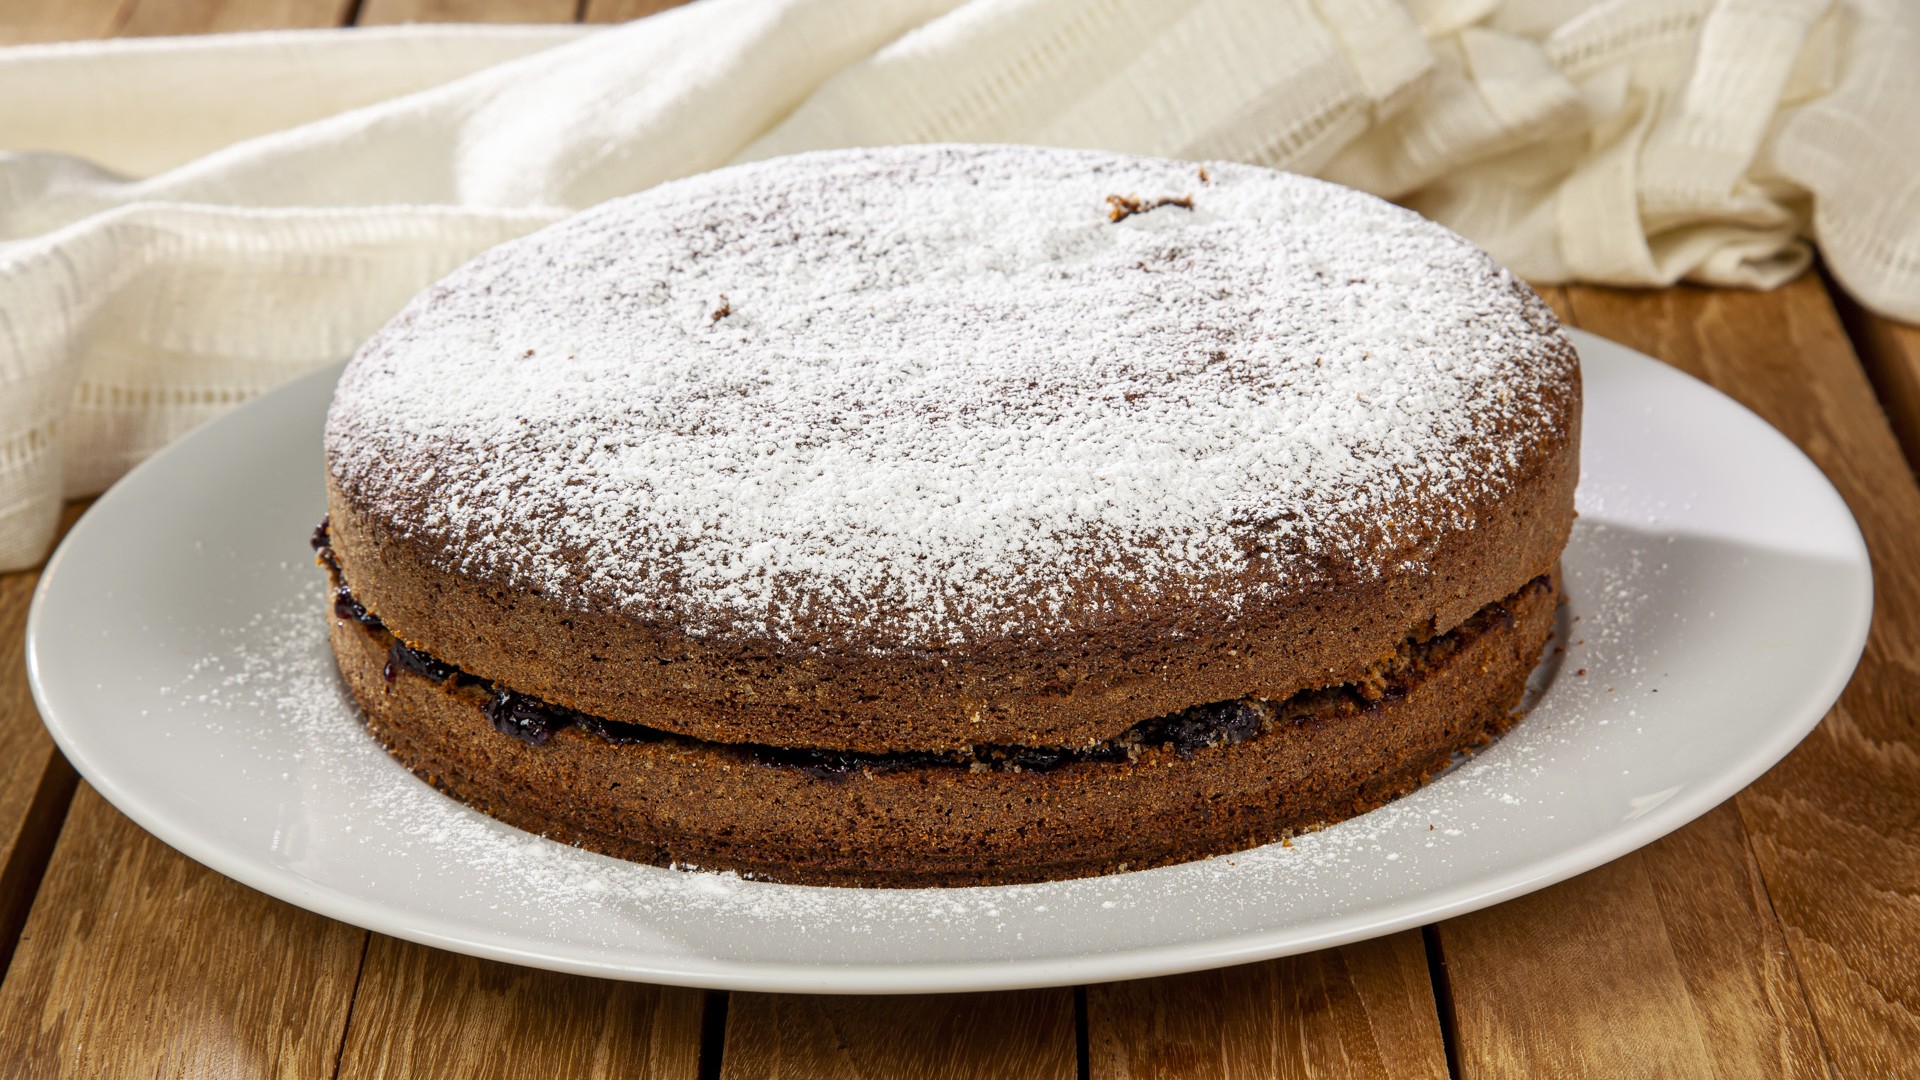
[327, 145, 1577, 660]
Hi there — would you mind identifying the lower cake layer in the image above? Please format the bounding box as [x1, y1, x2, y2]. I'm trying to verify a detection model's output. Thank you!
[325, 573, 1559, 888]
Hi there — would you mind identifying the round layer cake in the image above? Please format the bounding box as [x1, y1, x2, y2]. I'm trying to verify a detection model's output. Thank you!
[319, 144, 1580, 887]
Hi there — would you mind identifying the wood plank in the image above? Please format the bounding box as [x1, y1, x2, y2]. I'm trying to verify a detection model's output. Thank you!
[116, 0, 355, 35]
[721, 990, 1078, 1080]
[1439, 855, 1719, 1078]
[1555, 277, 1920, 1077]
[581, 0, 683, 22]
[0, 786, 366, 1078]
[0, 508, 91, 982]
[356, 0, 579, 25]
[1531, 284, 1574, 325]
[1438, 806, 1830, 1078]
[1826, 282, 1920, 480]
[1638, 805, 1832, 1078]
[0, 0, 126, 44]
[1087, 932, 1448, 1079]
[0, 748, 76, 983]
[335, 934, 704, 1078]
[0, 499, 94, 983]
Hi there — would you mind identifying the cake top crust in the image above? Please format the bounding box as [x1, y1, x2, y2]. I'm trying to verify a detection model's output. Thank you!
[326, 144, 1576, 652]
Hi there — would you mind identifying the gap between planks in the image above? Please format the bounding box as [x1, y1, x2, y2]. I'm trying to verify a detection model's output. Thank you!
[0, 500, 92, 987]
[1820, 262, 1920, 483]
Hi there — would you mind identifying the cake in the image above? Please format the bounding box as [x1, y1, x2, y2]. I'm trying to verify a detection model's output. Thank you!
[316, 144, 1579, 888]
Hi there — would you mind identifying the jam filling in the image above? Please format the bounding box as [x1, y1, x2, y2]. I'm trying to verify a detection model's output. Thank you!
[314, 518, 1542, 779]
[385, 640, 460, 685]
[314, 520, 383, 631]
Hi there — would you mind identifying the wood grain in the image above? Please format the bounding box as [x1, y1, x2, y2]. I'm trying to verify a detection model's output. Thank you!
[1638, 805, 1832, 1077]
[116, 0, 354, 35]
[1441, 853, 1721, 1078]
[1532, 284, 1574, 324]
[0, 786, 366, 1078]
[0, 748, 75, 983]
[1087, 932, 1448, 1079]
[721, 991, 1078, 1080]
[581, 0, 683, 22]
[356, 0, 579, 25]
[0, 499, 92, 978]
[335, 934, 704, 1078]
[1560, 278, 1920, 1076]
[1438, 806, 1832, 1078]
[0, 507, 85, 980]
[0, 0, 126, 43]
[1828, 284, 1920, 480]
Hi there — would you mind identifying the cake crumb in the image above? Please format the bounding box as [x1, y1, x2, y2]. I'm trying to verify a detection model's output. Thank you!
[1105, 192, 1194, 222]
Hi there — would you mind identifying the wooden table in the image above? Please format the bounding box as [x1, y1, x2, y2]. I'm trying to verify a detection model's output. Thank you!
[3, 2, 1918, 1076]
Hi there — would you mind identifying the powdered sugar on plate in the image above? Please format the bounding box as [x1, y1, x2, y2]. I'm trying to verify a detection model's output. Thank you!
[326, 145, 1575, 649]
[35, 329, 1866, 988]
[154, 556, 1622, 947]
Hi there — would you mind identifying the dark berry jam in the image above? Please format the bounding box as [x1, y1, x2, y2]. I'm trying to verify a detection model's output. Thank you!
[484, 688, 588, 746]
[1141, 699, 1267, 758]
[577, 716, 666, 746]
[332, 587, 383, 631]
[1002, 742, 1128, 772]
[311, 517, 342, 574]
[385, 640, 457, 683]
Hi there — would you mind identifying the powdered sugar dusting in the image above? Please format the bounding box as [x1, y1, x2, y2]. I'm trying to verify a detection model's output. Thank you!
[158, 563, 1630, 959]
[326, 145, 1574, 647]
[53, 327, 1851, 988]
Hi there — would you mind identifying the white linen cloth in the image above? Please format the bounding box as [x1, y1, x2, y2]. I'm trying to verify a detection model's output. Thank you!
[2, 0, 1916, 570]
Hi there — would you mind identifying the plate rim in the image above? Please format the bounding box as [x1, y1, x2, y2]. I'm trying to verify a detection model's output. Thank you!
[24, 328, 1874, 993]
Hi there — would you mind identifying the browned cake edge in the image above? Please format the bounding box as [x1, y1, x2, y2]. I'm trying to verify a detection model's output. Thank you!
[323, 387, 1576, 756]
[324, 569, 1560, 888]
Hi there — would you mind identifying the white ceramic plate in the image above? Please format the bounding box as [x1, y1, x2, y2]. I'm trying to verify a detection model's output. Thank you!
[27, 330, 1871, 994]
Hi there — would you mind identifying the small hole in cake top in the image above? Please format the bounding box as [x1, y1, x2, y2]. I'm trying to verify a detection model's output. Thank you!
[325, 145, 1576, 651]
